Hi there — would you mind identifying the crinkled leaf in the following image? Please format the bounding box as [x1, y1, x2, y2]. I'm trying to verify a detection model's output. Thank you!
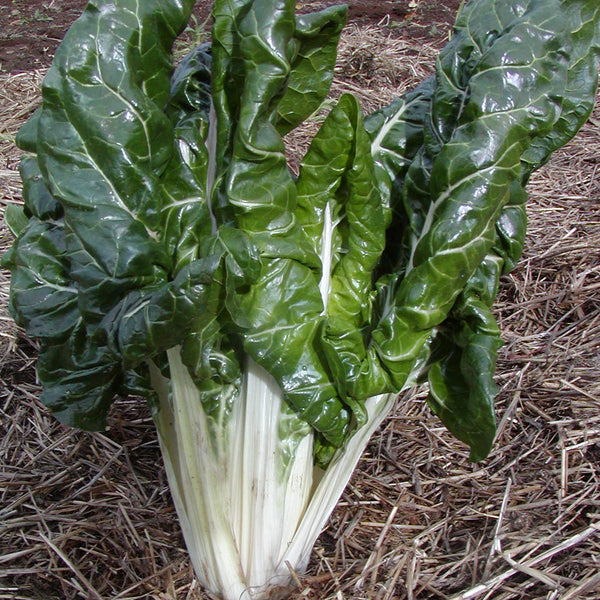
[427, 329, 500, 462]
[37, 0, 195, 315]
[3, 203, 29, 238]
[105, 255, 224, 364]
[37, 322, 121, 430]
[522, 2, 600, 173]
[159, 113, 212, 272]
[19, 155, 62, 221]
[15, 108, 40, 152]
[426, 254, 503, 461]
[495, 180, 528, 273]
[160, 44, 214, 271]
[276, 5, 347, 135]
[357, 0, 575, 410]
[213, 0, 350, 447]
[6, 218, 79, 343]
[365, 79, 435, 273]
[295, 94, 386, 414]
[168, 43, 212, 120]
[365, 77, 435, 212]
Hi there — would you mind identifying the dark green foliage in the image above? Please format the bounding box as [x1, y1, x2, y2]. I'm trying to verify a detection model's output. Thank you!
[4, 0, 600, 463]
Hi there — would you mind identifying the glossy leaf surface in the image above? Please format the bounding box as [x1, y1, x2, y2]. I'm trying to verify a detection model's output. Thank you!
[4, 0, 600, 463]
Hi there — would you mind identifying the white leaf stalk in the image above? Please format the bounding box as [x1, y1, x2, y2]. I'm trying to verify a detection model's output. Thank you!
[148, 201, 398, 599]
[151, 350, 396, 600]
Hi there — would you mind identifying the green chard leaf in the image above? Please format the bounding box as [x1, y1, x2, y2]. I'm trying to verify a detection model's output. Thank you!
[364, 79, 435, 274]
[3, 203, 29, 238]
[4, 0, 223, 429]
[36, 0, 195, 320]
[36, 324, 122, 431]
[168, 43, 212, 120]
[276, 5, 348, 135]
[14, 107, 40, 152]
[7, 218, 79, 343]
[4, 0, 600, 461]
[211, 0, 350, 448]
[19, 156, 62, 221]
[419, 0, 600, 459]
[354, 0, 600, 459]
[522, 1, 600, 174]
[161, 42, 214, 272]
[295, 93, 386, 416]
[104, 254, 224, 364]
[427, 254, 504, 462]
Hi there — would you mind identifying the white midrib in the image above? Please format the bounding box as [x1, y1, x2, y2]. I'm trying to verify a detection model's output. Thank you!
[370, 102, 409, 157]
[206, 102, 219, 235]
[405, 137, 521, 274]
[318, 201, 333, 311]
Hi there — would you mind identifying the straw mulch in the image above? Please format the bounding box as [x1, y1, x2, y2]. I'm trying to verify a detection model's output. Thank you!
[1, 23, 599, 600]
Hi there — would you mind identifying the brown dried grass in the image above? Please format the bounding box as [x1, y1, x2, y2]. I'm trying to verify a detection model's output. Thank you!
[1, 22, 600, 600]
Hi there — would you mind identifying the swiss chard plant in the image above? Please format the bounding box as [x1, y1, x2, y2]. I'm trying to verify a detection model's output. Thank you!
[3, 0, 600, 598]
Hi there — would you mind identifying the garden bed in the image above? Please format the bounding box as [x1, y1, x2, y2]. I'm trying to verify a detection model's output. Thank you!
[1, 2, 599, 599]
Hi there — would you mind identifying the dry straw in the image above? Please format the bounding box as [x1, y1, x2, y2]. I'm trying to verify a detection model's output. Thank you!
[1, 17, 600, 600]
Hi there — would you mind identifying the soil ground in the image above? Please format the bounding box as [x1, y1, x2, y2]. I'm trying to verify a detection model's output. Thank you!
[0, 0, 460, 73]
